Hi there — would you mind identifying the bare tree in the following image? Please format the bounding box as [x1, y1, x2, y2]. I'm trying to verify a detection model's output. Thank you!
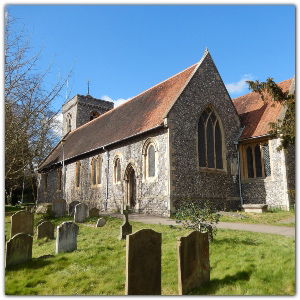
[5, 11, 72, 203]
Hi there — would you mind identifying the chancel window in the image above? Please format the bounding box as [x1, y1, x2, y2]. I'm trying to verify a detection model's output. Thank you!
[198, 107, 223, 170]
[148, 144, 156, 177]
[243, 141, 271, 179]
[114, 158, 121, 183]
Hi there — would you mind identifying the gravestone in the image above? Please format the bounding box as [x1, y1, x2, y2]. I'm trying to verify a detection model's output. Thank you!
[36, 203, 52, 214]
[89, 207, 100, 218]
[96, 218, 106, 227]
[74, 203, 88, 223]
[56, 222, 79, 253]
[37, 221, 54, 239]
[52, 199, 67, 217]
[5, 233, 33, 268]
[10, 210, 34, 238]
[120, 206, 132, 240]
[68, 201, 81, 216]
[177, 231, 210, 295]
[36, 219, 47, 228]
[125, 229, 162, 295]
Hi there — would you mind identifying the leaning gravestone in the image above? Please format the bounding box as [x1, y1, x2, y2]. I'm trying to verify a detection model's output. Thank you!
[5, 233, 33, 268]
[89, 207, 100, 218]
[120, 206, 132, 240]
[52, 199, 67, 217]
[37, 221, 54, 239]
[68, 201, 81, 216]
[125, 229, 162, 295]
[11, 210, 34, 238]
[74, 203, 88, 223]
[96, 218, 106, 227]
[177, 231, 210, 295]
[56, 222, 79, 254]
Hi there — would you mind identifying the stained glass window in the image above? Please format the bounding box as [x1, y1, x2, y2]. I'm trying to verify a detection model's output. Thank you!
[263, 143, 271, 177]
[246, 146, 254, 178]
[148, 144, 155, 177]
[254, 145, 263, 177]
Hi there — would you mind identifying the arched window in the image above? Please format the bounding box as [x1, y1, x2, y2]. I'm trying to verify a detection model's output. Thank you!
[90, 111, 100, 121]
[114, 158, 121, 183]
[198, 107, 223, 169]
[76, 161, 81, 188]
[148, 144, 156, 177]
[66, 114, 72, 132]
[243, 141, 271, 179]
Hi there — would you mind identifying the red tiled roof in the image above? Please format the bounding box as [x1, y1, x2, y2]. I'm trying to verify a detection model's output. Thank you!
[233, 79, 293, 140]
[39, 63, 198, 169]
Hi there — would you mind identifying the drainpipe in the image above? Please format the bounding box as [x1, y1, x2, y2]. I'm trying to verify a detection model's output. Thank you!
[234, 126, 245, 207]
[103, 146, 109, 211]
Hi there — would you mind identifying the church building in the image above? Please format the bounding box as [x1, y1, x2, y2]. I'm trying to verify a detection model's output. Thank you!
[37, 50, 295, 216]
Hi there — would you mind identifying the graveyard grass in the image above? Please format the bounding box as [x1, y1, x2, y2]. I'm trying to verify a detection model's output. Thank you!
[5, 214, 295, 295]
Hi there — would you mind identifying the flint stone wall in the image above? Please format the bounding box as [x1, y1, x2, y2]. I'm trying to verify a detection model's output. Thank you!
[167, 52, 241, 212]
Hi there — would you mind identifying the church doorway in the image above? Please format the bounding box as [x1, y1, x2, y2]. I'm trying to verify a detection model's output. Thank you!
[124, 163, 137, 211]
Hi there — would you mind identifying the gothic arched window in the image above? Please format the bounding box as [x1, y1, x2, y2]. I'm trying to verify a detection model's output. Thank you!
[198, 107, 223, 170]
[66, 114, 72, 132]
[114, 158, 121, 183]
[148, 144, 156, 177]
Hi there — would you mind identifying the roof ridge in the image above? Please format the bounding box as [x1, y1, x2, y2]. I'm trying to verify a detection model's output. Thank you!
[69, 63, 198, 135]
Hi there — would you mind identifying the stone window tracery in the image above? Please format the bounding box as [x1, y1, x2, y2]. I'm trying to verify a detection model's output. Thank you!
[242, 141, 271, 180]
[66, 113, 72, 132]
[198, 107, 223, 170]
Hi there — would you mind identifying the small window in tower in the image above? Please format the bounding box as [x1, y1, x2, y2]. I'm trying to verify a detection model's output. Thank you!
[90, 111, 100, 121]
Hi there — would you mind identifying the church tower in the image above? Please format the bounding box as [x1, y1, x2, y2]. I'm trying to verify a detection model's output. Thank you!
[62, 94, 114, 136]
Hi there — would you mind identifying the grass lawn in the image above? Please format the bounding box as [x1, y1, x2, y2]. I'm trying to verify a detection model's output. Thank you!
[219, 210, 295, 227]
[5, 213, 295, 295]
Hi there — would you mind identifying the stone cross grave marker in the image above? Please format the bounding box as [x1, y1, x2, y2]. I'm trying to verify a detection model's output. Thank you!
[125, 229, 162, 295]
[89, 207, 100, 218]
[96, 218, 106, 227]
[5, 233, 33, 268]
[177, 231, 210, 295]
[11, 210, 34, 238]
[68, 201, 81, 216]
[120, 206, 132, 240]
[37, 221, 54, 240]
[74, 203, 88, 223]
[52, 199, 67, 217]
[56, 222, 79, 254]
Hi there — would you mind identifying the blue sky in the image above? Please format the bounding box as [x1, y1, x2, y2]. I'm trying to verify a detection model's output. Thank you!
[5, 4, 295, 112]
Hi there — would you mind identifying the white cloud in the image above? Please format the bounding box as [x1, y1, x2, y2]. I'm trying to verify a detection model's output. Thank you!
[101, 95, 131, 107]
[225, 74, 255, 95]
[53, 113, 63, 138]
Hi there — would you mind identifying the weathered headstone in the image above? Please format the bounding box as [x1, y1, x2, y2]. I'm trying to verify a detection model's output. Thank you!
[37, 221, 54, 239]
[125, 229, 162, 295]
[74, 203, 88, 223]
[10, 210, 34, 238]
[177, 231, 210, 295]
[56, 222, 79, 253]
[36, 219, 47, 228]
[96, 218, 106, 227]
[68, 201, 81, 216]
[120, 206, 132, 240]
[52, 199, 67, 217]
[5, 233, 33, 268]
[89, 207, 100, 218]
